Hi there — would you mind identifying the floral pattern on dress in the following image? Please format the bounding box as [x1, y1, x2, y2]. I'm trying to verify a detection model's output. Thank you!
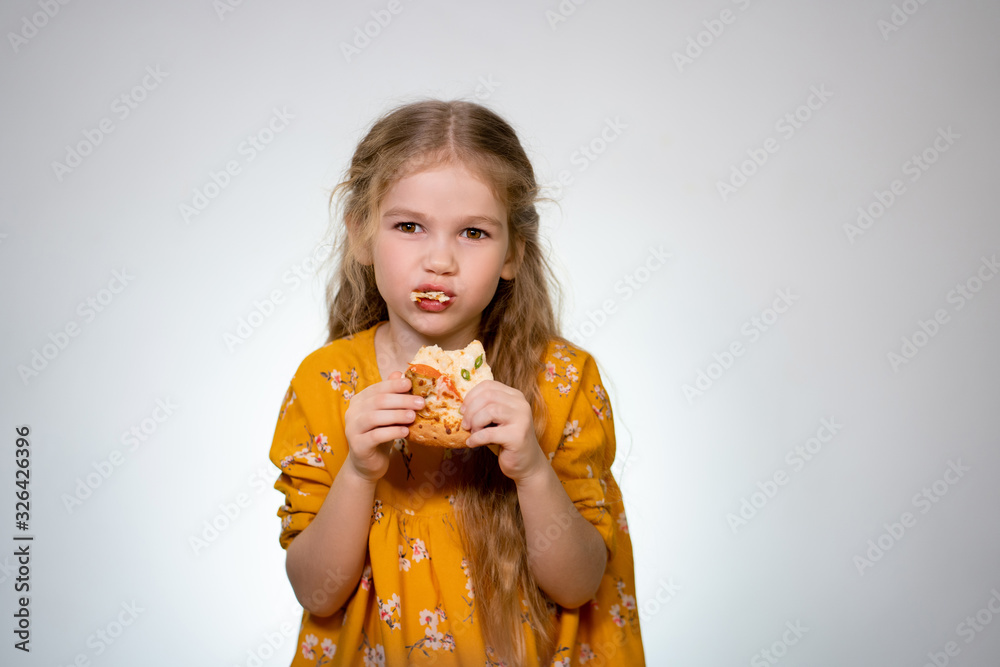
[301, 633, 337, 665]
[485, 646, 509, 667]
[579, 643, 597, 663]
[406, 607, 456, 658]
[590, 383, 611, 421]
[400, 519, 431, 566]
[371, 500, 384, 525]
[545, 344, 580, 397]
[398, 544, 411, 572]
[393, 438, 414, 480]
[460, 558, 475, 622]
[549, 417, 583, 463]
[609, 577, 639, 630]
[377, 593, 401, 630]
[617, 511, 629, 534]
[359, 629, 386, 667]
[280, 386, 296, 420]
[321, 367, 359, 401]
[278, 428, 333, 470]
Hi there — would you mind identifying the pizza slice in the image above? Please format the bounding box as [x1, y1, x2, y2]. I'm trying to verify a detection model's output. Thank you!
[405, 340, 492, 447]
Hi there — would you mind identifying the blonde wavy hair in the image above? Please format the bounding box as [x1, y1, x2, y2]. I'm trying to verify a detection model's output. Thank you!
[322, 99, 566, 664]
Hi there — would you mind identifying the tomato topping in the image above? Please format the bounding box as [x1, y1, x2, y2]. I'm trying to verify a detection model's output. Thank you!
[438, 374, 460, 400]
[407, 364, 441, 379]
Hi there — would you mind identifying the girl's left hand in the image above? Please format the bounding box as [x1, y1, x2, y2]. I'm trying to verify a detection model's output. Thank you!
[460, 380, 547, 483]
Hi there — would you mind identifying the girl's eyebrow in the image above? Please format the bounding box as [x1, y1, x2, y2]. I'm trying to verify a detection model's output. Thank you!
[381, 206, 503, 229]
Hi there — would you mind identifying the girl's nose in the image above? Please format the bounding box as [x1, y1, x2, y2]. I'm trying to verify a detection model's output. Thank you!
[424, 238, 457, 274]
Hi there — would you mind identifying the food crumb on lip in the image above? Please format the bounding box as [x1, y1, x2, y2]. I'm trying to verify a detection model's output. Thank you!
[410, 290, 451, 303]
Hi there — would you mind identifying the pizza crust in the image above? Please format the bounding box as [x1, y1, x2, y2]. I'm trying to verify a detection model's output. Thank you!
[407, 412, 471, 448]
[404, 340, 490, 448]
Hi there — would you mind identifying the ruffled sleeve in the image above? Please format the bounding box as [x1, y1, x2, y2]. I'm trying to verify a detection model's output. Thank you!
[268, 364, 338, 550]
[540, 343, 618, 561]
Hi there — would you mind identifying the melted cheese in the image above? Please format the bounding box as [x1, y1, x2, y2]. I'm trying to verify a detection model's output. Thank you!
[410, 290, 451, 302]
[410, 339, 492, 399]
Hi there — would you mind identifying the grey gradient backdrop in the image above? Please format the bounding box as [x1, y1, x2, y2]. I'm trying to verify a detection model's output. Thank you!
[2, 0, 999, 665]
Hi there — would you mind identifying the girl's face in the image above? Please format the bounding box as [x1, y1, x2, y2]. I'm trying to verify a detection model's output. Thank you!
[370, 160, 516, 349]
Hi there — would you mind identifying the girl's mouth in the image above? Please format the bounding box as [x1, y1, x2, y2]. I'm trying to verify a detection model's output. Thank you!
[415, 297, 451, 312]
[410, 290, 453, 311]
[410, 285, 455, 313]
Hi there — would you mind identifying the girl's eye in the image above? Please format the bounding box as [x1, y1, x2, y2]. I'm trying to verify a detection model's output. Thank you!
[462, 228, 487, 240]
[395, 222, 421, 233]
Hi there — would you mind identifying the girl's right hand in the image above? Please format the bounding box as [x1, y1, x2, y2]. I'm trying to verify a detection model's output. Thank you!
[343, 371, 424, 483]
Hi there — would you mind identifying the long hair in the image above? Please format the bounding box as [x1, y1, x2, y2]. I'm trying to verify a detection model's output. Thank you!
[323, 99, 565, 664]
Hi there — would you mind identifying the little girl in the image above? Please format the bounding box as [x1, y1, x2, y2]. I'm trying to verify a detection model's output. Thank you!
[269, 100, 645, 666]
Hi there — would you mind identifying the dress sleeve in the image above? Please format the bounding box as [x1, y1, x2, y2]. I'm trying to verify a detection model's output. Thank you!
[268, 372, 336, 550]
[545, 349, 618, 561]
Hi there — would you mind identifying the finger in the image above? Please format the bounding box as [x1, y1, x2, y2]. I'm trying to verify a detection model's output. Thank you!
[463, 400, 511, 432]
[382, 376, 413, 394]
[467, 424, 512, 449]
[364, 425, 410, 446]
[373, 391, 424, 411]
[460, 382, 518, 418]
[358, 407, 418, 433]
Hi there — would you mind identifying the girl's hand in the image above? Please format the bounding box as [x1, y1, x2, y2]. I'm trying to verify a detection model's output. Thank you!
[460, 380, 547, 483]
[343, 371, 424, 483]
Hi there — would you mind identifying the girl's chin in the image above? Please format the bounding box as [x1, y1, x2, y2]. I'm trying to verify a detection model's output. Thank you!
[390, 312, 480, 343]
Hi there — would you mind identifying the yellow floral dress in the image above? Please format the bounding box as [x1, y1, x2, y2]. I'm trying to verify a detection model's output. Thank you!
[269, 323, 645, 666]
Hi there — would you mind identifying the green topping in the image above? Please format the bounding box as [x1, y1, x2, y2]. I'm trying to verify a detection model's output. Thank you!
[474, 354, 483, 369]
[461, 368, 471, 381]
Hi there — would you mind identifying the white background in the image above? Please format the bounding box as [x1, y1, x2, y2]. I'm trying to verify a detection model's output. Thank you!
[2, 0, 999, 665]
